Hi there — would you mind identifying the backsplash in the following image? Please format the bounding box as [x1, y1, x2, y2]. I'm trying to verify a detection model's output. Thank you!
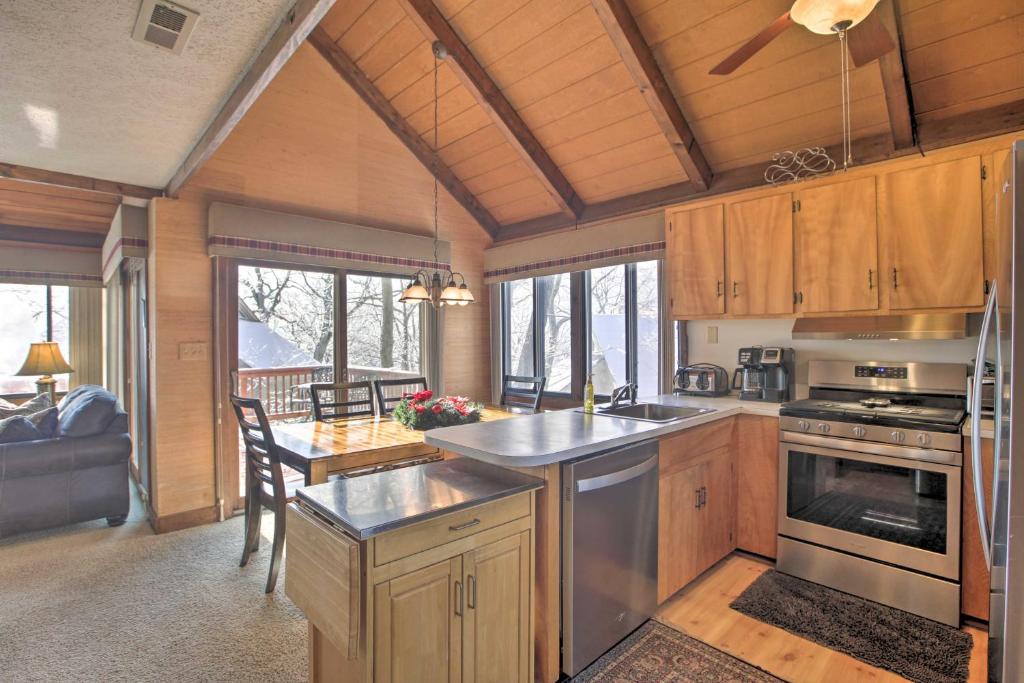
[684, 318, 979, 399]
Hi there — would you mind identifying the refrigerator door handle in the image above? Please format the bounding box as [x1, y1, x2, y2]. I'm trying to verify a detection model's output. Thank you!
[972, 282, 997, 568]
[990, 284, 1004, 570]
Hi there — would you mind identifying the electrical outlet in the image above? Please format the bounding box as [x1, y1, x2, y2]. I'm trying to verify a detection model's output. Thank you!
[706, 326, 719, 344]
[179, 342, 208, 361]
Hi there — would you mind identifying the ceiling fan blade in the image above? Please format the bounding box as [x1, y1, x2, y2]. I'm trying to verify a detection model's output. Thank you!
[709, 11, 795, 75]
[846, 12, 896, 67]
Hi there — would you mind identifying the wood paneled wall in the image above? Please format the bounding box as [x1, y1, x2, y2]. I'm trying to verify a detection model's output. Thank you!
[146, 43, 492, 523]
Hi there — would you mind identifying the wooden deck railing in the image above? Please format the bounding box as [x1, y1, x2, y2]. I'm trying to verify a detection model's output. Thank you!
[234, 365, 421, 419]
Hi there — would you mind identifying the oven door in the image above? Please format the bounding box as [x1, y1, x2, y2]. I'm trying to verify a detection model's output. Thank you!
[779, 435, 961, 580]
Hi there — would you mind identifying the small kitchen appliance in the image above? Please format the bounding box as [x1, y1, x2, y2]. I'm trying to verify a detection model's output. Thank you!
[777, 360, 968, 626]
[733, 346, 793, 402]
[675, 363, 730, 397]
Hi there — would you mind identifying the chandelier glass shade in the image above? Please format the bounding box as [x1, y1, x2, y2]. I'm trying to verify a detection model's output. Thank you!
[790, 0, 881, 35]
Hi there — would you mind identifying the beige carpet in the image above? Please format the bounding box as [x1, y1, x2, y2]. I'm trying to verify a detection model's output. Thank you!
[0, 487, 306, 682]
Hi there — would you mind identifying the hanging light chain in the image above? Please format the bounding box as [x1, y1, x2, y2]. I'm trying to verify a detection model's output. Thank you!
[839, 29, 852, 169]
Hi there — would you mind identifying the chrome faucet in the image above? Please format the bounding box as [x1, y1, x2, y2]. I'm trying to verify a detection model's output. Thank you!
[609, 383, 638, 409]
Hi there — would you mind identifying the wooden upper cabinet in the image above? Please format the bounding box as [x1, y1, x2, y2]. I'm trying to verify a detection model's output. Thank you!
[794, 177, 879, 313]
[880, 156, 985, 310]
[666, 204, 725, 317]
[726, 193, 794, 315]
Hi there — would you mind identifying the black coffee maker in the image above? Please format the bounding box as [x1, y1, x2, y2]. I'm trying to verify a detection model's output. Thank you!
[732, 346, 793, 402]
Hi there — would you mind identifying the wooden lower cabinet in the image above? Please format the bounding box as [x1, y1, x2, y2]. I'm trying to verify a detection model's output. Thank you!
[963, 437, 995, 621]
[735, 415, 780, 558]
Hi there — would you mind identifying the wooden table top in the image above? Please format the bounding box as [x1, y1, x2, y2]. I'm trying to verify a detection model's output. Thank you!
[272, 406, 521, 464]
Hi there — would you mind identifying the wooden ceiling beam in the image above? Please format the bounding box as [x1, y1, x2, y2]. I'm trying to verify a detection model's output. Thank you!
[0, 224, 105, 249]
[308, 27, 502, 239]
[165, 0, 337, 197]
[0, 162, 162, 200]
[398, 0, 584, 219]
[876, 0, 915, 149]
[590, 0, 714, 191]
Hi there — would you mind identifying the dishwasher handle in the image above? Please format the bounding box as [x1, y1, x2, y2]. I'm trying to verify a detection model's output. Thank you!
[575, 455, 658, 493]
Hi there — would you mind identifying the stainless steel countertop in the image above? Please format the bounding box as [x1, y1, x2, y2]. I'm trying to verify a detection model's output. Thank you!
[295, 458, 544, 540]
[425, 394, 780, 467]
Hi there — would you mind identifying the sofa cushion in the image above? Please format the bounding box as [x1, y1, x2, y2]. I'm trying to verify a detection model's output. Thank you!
[0, 393, 51, 418]
[27, 407, 58, 438]
[0, 415, 42, 444]
[57, 390, 118, 438]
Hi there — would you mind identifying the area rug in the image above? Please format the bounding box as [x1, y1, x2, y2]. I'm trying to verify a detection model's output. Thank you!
[730, 570, 972, 683]
[573, 620, 782, 682]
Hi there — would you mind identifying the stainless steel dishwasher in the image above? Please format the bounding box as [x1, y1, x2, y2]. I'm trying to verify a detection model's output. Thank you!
[561, 439, 659, 677]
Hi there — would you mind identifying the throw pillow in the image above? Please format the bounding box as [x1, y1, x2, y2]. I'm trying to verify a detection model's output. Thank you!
[0, 397, 16, 410]
[0, 414, 42, 444]
[27, 407, 59, 438]
[58, 384, 95, 411]
[0, 393, 52, 418]
[57, 390, 118, 438]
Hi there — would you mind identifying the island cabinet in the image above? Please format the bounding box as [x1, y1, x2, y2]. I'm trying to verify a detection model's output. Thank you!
[658, 418, 736, 602]
[285, 465, 538, 683]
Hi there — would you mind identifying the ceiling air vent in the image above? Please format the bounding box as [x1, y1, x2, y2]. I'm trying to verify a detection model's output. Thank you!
[132, 0, 199, 55]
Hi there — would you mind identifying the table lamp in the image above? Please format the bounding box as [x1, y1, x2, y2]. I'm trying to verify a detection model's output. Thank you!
[16, 342, 74, 405]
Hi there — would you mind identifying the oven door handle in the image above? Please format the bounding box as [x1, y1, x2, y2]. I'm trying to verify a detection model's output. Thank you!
[780, 430, 961, 465]
[971, 281, 996, 568]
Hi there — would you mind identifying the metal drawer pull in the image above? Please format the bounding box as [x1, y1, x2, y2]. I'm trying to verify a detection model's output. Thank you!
[716, 280, 723, 297]
[467, 574, 476, 609]
[868, 269, 874, 289]
[454, 580, 463, 616]
[732, 281, 738, 297]
[449, 518, 481, 532]
[694, 489, 701, 509]
[892, 267, 899, 289]
[699, 486, 707, 508]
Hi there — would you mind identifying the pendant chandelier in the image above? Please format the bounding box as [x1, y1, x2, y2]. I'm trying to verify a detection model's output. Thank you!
[399, 41, 475, 308]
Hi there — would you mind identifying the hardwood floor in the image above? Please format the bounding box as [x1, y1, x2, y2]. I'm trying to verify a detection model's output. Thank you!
[656, 554, 988, 683]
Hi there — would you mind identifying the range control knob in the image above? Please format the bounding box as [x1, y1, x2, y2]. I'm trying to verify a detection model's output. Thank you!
[852, 426, 867, 438]
[797, 420, 811, 432]
[916, 433, 931, 446]
[891, 430, 906, 444]
[817, 423, 831, 434]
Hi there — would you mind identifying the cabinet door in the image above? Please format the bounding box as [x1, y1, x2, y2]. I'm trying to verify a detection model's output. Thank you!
[658, 461, 704, 602]
[462, 532, 531, 683]
[698, 447, 735, 573]
[726, 194, 794, 315]
[374, 558, 462, 683]
[666, 205, 725, 317]
[735, 416, 779, 558]
[963, 438, 994, 621]
[795, 177, 879, 313]
[881, 156, 985, 309]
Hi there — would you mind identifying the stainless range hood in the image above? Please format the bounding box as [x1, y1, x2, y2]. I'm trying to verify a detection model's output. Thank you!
[791, 314, 968, 341]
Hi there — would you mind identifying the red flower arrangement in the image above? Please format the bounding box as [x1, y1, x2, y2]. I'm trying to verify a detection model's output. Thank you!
[392, 390, 483, 430]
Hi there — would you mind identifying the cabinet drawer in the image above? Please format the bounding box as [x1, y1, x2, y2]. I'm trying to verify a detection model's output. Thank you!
[285, 503, 360, 660]
[660, 418, 734, 475]
[374, 492, 531, 567]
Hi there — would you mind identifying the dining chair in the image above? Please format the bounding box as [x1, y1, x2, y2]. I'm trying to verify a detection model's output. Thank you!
[500, 374, 546, 412]
[309, 381, 376, 422]
[373, 377, 429, 415]
[230, 394, 287, 594]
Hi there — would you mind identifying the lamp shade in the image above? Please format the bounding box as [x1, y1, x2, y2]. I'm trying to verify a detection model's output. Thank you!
[790, 0, 881, 34]
[16, 342, 74, 376]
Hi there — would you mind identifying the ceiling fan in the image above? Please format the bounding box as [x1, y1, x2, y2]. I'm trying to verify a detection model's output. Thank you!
[709, 0, 895, 76]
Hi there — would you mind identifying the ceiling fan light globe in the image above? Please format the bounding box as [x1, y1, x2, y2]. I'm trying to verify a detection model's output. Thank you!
[790, 0, 881, 35]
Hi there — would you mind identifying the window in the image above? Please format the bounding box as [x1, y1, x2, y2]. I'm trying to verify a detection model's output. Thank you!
[501, 260, 662, 399]
[0, 284, 70, 395]
[346, 274, 421, 381]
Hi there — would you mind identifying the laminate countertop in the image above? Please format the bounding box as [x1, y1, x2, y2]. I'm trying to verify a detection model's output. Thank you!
[296, 457, 544, 540]
[425, 394, 781, 468]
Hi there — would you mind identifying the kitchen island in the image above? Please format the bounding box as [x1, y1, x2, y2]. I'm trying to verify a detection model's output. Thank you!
[425, 394, 781, 682]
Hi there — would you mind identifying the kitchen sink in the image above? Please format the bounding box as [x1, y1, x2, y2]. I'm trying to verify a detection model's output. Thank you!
[582, 403, 716, 423]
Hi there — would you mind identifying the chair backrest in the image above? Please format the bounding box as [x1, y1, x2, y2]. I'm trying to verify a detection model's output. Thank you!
[309, 381, 375, 422]
[373, 377, 429, 415]
[230, 395, 285, 499]
[500, 374, 546, 412]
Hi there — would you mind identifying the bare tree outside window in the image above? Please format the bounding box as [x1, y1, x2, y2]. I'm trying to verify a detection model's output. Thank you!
[506, 279, 534, 377]
[635, 260, 661, 395]
[0, 284, 70, 395]
[589, 266, 627, 395]
[539, 274, 571, 392]
[346, 274, 420, 379]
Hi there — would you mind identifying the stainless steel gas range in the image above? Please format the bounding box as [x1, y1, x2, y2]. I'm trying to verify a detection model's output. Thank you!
[777, 360, 968, 626]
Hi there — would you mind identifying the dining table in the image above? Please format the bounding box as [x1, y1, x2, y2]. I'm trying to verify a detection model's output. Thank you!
[271, 405, 523, 485]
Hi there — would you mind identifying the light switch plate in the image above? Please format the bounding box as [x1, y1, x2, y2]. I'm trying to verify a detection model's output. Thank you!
[179, 342, 208, 361]
[706, 326, 718, 344]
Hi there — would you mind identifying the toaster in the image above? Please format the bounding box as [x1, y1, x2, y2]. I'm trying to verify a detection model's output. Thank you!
[675, 363, 730, 397]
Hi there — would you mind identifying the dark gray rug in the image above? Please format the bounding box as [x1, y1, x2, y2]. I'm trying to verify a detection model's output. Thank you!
[730, 570, 972, 683]
[573, 620, 782, 682]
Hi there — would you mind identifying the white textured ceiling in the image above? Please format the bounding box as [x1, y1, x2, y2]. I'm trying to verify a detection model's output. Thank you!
[0, 0, 294, 188]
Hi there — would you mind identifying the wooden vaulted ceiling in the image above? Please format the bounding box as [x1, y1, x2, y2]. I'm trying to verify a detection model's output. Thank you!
[306, 0, 1024, 241]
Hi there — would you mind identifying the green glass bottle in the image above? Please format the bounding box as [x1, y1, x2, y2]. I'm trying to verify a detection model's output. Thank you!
[584, 374, 595, 413]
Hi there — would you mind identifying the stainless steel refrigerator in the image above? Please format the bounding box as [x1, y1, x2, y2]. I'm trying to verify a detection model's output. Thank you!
[971, 140, 1024, 682]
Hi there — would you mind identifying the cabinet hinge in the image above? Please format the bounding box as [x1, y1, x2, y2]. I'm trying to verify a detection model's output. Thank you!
[668, 222, 672, 232]
[792, 200, 801, 212]
[670, 297, 674, 308]
[985, 279, 991, 295]
[981, 165, 988, 181]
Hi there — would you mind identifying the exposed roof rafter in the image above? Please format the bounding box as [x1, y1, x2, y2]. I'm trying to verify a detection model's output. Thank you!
[875, 0, 915, 149]
[308, 27, 502, 238]
[398, 0, 585, 220]
[589, 0, 714, 191]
